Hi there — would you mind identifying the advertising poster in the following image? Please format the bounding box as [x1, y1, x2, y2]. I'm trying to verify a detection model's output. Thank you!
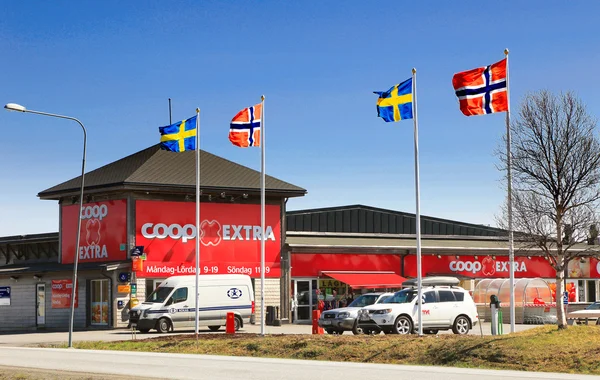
[61, 200, 128, 264]
[51, 279, 78, 308]
[135, 201, 282, 278]
[91, 301, 109, 324]
[0, 286, 10, 306]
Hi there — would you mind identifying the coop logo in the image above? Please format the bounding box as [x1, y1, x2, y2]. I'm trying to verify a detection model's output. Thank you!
[227, 288, 243, 299]
[450, 260, 482, 274]
[51, 282, 72, 290]
[449, 257, 528, 275]
[140, 221, 276, 246]
[78, 203, 109, 260]
[80, 204, 108, 221]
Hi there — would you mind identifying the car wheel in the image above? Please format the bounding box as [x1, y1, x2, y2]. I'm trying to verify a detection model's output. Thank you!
[157, 318, 170, 333]
[352, 320, 363, 335]
[452, 315, 470, 335]
[392, 315, 413, 335]
[138, 329, 150, 334]
[208, 325, 221, 332]
[234, 316, 242, 331]
[326, 328, 336, 334]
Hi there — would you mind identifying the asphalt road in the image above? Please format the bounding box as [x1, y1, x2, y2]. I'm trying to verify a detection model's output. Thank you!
[0, 347, 598, 380]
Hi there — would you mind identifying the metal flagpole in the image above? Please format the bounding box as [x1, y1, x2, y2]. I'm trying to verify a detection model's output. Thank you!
[195, 108, 201, 337]
[260, 95, 266, 336]
[504, 49, 515, 333]
[412, 68, 423, 336]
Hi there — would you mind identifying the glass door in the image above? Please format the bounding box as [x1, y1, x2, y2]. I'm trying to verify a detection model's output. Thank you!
[293, 279, 317, 323]
[36, 283, 45, 326]
[90, 279, 109, 326]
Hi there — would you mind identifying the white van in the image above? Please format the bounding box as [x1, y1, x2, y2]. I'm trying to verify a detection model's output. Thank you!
[129, 274, 254, 333]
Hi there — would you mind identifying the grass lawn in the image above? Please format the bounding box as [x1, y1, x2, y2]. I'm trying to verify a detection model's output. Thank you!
[46, 325, 600, 375]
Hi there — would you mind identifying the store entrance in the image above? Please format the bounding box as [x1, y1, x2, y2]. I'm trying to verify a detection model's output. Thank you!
[293, 279, 317, 323]
[90, 279, 109, 326]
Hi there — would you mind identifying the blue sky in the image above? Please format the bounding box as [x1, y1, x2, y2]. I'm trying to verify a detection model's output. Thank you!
[1, 1, 599, 236]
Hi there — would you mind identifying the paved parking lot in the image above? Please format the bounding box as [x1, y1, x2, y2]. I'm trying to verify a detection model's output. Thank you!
[0, 322, 543, 347]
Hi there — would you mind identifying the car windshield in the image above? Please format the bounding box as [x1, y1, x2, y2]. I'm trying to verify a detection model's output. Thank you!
[376, 295, 393, 303]
[383, 289, 417, 304]
[586, 302, 600, 310]
[145, 286, 174, 303]
[348, 294, 380, 307]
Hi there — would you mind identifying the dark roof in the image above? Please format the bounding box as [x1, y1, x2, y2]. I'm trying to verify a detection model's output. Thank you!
[0, 232, 59, 244]
[38, 144, 306, 199]
[286, 204, 505, 236]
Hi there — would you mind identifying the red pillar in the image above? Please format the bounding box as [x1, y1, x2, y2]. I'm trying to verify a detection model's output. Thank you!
[226, 312, 235, 334]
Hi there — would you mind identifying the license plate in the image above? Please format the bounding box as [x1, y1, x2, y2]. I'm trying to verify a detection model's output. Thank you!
[360, 315, 369, 321]
[322, 320, 331, 325]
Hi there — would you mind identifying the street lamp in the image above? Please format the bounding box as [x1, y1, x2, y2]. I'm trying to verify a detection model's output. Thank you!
[4, 103, 87, 348]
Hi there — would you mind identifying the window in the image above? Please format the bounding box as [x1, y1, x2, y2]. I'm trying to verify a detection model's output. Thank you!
[438, 290, 456, 302]
[587, 280, 597, 303]
[423, 291, 436, 304]
[452, 291, 465, 301]
[172, 288, 188, 304]
[384, 290, 417, 304]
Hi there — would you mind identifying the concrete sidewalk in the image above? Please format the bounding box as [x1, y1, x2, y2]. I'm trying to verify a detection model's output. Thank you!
[0, 321, 543, 347]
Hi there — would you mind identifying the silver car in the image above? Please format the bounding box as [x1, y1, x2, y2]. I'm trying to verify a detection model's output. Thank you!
[318, 292, 394, 334]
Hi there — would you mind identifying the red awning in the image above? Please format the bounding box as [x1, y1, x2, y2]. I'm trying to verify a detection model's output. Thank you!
[322, 271, 406, 289]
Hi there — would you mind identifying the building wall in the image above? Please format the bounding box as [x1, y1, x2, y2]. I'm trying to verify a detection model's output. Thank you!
[254, 278, 280, 323]
[0, 271, 98, 331]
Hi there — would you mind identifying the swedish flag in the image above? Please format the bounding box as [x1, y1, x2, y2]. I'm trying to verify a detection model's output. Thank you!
[374, 78, 413, 122]
[159, 115, 197, 152]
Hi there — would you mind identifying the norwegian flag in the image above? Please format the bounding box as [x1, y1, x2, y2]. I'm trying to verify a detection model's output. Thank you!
[452, 58, 508, 116]
[229, 104, 262, 147]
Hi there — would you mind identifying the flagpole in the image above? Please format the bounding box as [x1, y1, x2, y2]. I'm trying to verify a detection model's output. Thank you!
[504, 49, 515, 334]
[195, 108, 201, 337]
[260, 95, 266, 336]
[412, 68, 423, 336]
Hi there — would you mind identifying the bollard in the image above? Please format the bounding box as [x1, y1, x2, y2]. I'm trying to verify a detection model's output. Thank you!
[312, 309, 323, 335]
[226, 312, 235, 334]
[491, 304, 498, 335]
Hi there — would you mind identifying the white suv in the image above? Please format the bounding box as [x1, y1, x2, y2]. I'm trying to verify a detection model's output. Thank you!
[357, 277, 478, 335]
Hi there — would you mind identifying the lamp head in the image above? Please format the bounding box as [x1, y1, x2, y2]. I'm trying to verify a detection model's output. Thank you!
[4, 103, 26, 112]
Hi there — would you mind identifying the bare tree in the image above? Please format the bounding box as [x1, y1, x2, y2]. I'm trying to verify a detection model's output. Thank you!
[498, 91, 600, 329]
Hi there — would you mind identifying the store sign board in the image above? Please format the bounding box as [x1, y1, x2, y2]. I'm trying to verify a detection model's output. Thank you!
[135, 201, 281, 278]
[589, 257, 600, 279]
[61, 200, 128, 264]
[0, 286, 10, 306]
[290, 253, 401, 277]
[51, 279, 78, 308]
[404, 255, 557, 278]
[117, 285, 131, 293]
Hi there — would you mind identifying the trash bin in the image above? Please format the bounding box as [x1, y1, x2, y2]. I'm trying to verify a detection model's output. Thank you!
[266, 305, 275, 326]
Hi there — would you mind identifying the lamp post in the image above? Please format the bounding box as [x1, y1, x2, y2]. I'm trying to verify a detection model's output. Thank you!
[4, 103, 86, 348]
